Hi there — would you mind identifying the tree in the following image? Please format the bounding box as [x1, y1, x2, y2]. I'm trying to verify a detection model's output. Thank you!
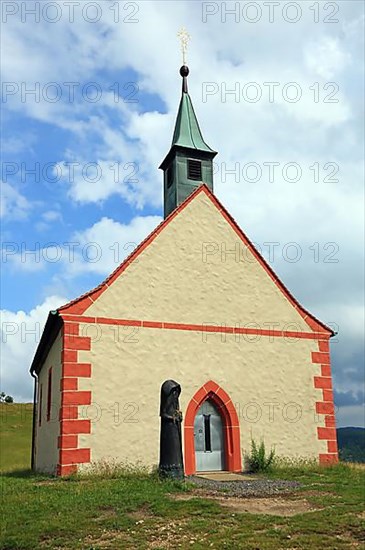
[0, 392, 14, 403]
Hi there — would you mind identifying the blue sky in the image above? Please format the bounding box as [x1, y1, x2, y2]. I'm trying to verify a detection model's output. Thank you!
[1, 1, 364, 427]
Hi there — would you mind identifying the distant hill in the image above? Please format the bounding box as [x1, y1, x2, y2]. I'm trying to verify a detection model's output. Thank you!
[337, 427, 365, 463]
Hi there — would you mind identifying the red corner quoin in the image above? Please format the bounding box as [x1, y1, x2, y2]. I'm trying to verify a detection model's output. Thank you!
[57, 321, 92, 475]
[313, 339, 338, 465]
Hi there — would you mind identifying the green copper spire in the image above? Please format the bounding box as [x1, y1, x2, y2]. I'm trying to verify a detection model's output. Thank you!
[171, 67, 216, 153]
[159, 64, 217, 218]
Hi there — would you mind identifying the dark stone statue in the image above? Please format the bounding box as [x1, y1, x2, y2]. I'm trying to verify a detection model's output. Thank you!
[158, 380, 184, 480]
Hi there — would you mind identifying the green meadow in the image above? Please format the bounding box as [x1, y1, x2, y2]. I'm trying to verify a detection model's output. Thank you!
[1, 403, 364, 549]
[0, 403, 33, 472]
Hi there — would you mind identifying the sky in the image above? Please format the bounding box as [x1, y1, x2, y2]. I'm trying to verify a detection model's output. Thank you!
[1, 0, 364, 427]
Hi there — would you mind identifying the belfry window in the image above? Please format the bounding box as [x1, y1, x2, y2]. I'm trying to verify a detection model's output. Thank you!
[187, 159, 202, 181]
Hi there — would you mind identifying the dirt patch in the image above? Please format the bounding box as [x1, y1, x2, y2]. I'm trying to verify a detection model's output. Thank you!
[82, 530, 136, 549]
[127, 503, 154, 521]
[93, 506, 118, 522]
[144, 519, 191, 549]
[126, 512, 209, 548]
[217, 496, 319, 516]
[171, 491, 321, 516]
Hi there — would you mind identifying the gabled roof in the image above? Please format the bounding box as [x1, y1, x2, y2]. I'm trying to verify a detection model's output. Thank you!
[30, 184, 333, 373]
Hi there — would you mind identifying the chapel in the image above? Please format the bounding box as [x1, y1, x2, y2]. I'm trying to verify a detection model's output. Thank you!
[30, 62, 338, 476]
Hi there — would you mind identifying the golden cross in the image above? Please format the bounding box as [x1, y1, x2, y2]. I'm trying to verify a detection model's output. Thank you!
[177, 27, 191, 65]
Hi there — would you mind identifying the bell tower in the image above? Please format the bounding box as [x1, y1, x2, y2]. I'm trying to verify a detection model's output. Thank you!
[159, 62, 217, 218]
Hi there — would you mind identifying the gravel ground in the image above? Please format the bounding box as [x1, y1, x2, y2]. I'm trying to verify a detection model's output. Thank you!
[187, 475, 301, 497]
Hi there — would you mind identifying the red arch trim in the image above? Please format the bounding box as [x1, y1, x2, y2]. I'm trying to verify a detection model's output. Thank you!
[184, 380, 242, 475]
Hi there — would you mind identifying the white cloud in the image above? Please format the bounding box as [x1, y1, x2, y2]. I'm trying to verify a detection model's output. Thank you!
[5, 214, 162, 276]
[1, 134, 36, 155]
[42, 210, 62, 223]
[35, 209, 63, 232]
[0, 181, 30, 220]
[1, 295, 68, 401]
[1, 1, 363, 422]
[304, 36, 351, 79]
[67, 214, 162, 276]
[1, 1, 358, 207]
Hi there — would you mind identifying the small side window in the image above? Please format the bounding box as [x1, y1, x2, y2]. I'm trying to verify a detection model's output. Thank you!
[187, 159, 202, 181]
[47, 368, 52, 422]
[38, 384, 43, 427]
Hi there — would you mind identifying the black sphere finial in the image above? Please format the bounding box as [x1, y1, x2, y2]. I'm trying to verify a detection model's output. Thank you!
[180, 65, 189, 77]
[180, 65, 189, 93]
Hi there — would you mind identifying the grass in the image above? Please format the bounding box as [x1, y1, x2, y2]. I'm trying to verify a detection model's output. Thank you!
[0, 403, 33, 472]
[1, 404, 364, 549]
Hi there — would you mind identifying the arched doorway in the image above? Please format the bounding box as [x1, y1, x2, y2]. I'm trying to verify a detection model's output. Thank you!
[194, 399, 224, 471]
[184, 380, 242, 475]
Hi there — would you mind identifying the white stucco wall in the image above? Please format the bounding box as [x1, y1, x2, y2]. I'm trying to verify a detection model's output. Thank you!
[34, 330, 62, 474]
[74, 191, 327, 469]
[77, 327, 327, 468]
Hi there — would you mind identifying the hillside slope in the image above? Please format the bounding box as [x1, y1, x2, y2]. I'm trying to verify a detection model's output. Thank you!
[0, 403, 33, 472]
[337, 427, 365, 463]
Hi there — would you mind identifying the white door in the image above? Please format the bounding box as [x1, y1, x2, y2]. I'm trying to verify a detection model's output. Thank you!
[194, 400, 224, 471]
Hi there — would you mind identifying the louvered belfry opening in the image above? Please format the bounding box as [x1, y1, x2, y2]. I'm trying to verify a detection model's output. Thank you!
[188, 159, 202, 181]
